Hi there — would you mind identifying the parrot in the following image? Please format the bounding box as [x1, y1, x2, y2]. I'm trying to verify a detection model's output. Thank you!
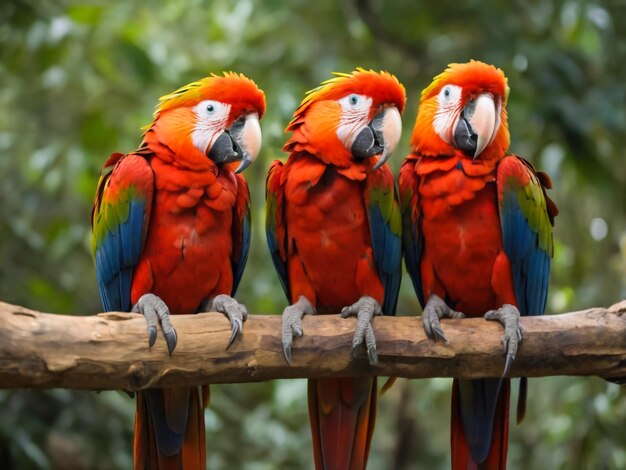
[399, 60, 558, 469]
[265, 69, 405, 469]
[91, 72, 265, 469]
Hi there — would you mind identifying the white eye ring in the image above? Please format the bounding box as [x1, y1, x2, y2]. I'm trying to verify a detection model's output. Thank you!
[348, 94, 359, 105]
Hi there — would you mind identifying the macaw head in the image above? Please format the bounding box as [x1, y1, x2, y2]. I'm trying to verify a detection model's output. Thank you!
[284, 68, 405, 170]
[411, 60, 510, 161]
[149, 72, 265, 173]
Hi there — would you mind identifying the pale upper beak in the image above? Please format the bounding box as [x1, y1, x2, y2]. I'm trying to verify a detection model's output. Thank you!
[208, 113, 262, 173]
[350, 106, 402, 171]
[453, 93, 498, 159]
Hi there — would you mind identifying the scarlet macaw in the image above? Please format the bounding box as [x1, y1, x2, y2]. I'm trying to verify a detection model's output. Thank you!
[399, 61, 557, 469]
[266, 69, 405, 469]
[91, 73, 265, 469]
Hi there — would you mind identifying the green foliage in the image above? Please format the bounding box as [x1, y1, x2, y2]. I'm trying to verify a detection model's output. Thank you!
[1, 0, 625, 468]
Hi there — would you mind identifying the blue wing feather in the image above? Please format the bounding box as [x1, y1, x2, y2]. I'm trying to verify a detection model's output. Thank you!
[231, 197, 250, 297]
[92, 153, 153, 313]
[265, 161, 291, 302]
[399, 158, 425, 308]
[365, 167, 402, 316]
[266, 224, 290, 301]
[498, 156, 555, 318]
[367, 203, 402, 316]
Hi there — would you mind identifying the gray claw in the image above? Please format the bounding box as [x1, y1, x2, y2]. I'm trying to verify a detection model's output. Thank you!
[132, 293, 177, 354]
[503, 353, 514, 378]
[281, 296, 315, 364]
[342, 296, 381, 366]
[283, 343, 292, 365]
[148, 326, 157, 348]
[431, 322, 448, 343]
[484, 304, 522, 377]
[164, 330, 177, 355]
[367, 345, 378, 366]
[226, 318, 242, 350]
[421, 294, 464, 343]
[202, 294, 248, 350]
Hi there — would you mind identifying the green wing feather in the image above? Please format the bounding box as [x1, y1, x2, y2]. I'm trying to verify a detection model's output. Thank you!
[91, 152, 154, 312]
[365, 165, 402, 316]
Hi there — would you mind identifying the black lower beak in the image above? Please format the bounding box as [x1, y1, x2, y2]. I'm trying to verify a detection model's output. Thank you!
[208, 131, 243, 164]
[454, 115, 478, 158]
[351, 111, 386, 159]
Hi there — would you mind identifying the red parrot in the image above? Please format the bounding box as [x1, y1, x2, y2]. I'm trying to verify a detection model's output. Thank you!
[266, 69, 405, 469]
[399, 61, 558, 469]
[91, 73, 265, 469]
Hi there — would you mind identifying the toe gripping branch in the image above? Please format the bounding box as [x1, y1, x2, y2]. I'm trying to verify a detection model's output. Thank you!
[341, 296, 382, 366]
[484, 304, 523, 377]
[132, 293, 178, 355]
[421, 294, 465, 343]
[200, 294, 248, 350]
[421, 295, 522, 377]
[281, 296, 316, 364]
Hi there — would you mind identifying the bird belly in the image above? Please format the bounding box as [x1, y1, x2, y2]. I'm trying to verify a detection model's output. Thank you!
[422, 185, 503, 316]
[287, 179, 373, 313]
[133, 192, 234, 314]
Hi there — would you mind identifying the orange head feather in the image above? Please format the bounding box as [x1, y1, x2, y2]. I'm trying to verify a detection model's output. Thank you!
[156, 72, 265, 122]
[411, 60, 510, 162]
[284, 69, 406, 168]
[145, 73, 265, 172]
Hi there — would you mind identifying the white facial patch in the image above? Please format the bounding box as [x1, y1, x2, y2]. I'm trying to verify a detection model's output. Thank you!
[192, 100, 231, 154]
[433, 84, 462, 144]
[336, 93, 373, 148]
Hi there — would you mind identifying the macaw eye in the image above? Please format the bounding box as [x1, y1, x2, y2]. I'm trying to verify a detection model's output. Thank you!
[348, 94, 359, 105]
[206, 104, 215, 114]
[437, 84, 461, 107]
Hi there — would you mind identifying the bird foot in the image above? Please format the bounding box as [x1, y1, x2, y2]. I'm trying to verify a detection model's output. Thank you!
[281, 296, 315, 364]
[484, 304, 522, 377]
[200, 294, 248, 349]
[341, 296, 382, 365]
[132, 293, 177, 355]
[421, 294, 464, 343]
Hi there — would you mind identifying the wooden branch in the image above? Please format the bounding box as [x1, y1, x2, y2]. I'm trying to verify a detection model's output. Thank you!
[1, 300, 625, 391]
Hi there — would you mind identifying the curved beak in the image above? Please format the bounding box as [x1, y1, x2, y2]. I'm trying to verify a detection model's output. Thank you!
[208, 113, 262, 173]
[351, 106, 402, 171]
[372, 106, 402, 170]
[453, 93, 497, 159]
[233, 113, 262, 174]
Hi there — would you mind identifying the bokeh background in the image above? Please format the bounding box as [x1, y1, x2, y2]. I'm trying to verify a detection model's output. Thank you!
[1, 0, 625, 468]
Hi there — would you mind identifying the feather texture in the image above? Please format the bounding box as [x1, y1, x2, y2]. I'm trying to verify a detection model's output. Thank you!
[266, 69, 405, 470]
[93, 73, 264, 469]
[402, 61, 557, 469]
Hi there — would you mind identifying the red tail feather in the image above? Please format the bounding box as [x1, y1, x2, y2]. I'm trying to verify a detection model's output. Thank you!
[134, 387, 206, 470]
[451, 380, 510, 470]
[308, 377, 377, 470]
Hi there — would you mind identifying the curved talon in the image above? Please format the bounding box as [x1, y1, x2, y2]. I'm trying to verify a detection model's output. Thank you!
[342, 296, 381, 366]
[503, 354, 515, 378]
[484, 304, 522, 377]
[148, 326, 157, 348]
[164, 329, 177, 355]
[367, 346, 378, 365]
[281, 296, 315, 364]
[203, 294, 248, 350]
[132, 293, 178, 354]
[421, 294, 463, 343]
[226, 318, 242, 350]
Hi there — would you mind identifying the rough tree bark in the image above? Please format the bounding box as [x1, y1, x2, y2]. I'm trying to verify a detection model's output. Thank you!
[0, 300, 625, 391]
